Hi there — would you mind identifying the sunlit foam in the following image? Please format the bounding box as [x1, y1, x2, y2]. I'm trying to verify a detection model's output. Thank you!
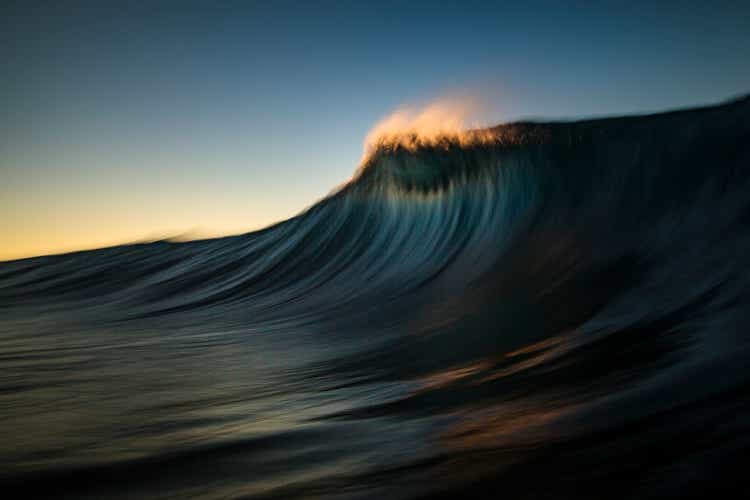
[362, 97, 498, 161]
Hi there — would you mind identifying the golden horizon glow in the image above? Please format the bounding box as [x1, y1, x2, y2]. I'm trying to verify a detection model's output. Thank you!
[1, 141, 349, 262]
[0, 190, 308, 262]
[0, 221, 285, 262]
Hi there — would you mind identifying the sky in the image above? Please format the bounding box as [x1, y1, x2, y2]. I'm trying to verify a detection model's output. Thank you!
[2, 1, 749, 261]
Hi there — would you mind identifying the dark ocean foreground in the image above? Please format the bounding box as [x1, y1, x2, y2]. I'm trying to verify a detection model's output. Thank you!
[2, 96, 749, 499]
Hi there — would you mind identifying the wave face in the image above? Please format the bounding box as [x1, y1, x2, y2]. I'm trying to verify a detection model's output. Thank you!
[2, 96, 750, 499]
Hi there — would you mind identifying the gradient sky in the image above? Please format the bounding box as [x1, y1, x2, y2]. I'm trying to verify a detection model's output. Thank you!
[2, 1, 749, 260]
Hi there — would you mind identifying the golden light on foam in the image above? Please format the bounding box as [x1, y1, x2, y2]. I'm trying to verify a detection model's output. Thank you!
[362, 97, 499, 160]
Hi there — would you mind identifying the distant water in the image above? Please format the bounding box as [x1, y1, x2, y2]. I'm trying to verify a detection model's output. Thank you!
[2, 96, 749, 499]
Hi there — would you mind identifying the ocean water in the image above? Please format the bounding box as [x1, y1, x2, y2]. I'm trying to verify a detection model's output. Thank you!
[1, 96, 749, 499]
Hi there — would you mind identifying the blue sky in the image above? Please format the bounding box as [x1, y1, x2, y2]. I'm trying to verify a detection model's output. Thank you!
[2, 1, 749, 259]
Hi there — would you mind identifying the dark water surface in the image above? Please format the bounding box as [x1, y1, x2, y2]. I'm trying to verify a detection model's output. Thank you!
[2, 97, 749, 499]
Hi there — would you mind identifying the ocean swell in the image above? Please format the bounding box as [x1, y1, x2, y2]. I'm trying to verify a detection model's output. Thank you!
[1, 96, 749, 499]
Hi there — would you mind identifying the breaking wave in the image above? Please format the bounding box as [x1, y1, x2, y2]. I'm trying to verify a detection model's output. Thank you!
[1, 95, 749, 499]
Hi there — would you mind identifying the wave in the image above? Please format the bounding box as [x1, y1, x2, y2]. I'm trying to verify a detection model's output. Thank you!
[1, 95, 749, 499]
